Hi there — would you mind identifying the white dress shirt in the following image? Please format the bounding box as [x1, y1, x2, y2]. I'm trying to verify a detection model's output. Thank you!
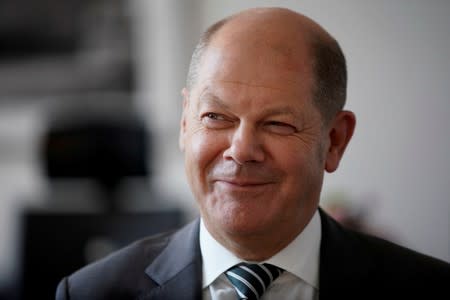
[200, 210, 321, 300]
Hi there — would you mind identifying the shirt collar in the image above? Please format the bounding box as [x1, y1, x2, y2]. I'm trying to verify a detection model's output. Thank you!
[199, 210, 321, 289]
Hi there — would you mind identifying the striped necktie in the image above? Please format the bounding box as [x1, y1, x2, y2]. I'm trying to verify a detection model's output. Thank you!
[225, 263, 284, 300]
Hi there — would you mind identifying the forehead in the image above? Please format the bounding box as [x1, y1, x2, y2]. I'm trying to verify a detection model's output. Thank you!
[188, 11, 320, 114]
[193, 15, 315, 97]
[191, 44, 315, 110]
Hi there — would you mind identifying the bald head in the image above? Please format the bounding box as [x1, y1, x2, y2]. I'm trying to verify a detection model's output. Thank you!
[186, 7, 347, 123]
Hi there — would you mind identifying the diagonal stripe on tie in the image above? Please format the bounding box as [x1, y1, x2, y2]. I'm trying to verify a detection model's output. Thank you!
[225, 263, 284, 300]
[226, 271, 259, 299]
[240, 265, 266, 293]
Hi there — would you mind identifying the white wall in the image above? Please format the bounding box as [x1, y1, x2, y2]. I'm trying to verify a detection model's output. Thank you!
[133, 0, 450, 262]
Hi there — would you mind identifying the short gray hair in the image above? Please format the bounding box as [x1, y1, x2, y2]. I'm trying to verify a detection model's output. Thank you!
[186, 17, 230, 91]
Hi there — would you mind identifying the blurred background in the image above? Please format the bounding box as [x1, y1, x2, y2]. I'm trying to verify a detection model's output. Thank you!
[0, 0, 449, 298]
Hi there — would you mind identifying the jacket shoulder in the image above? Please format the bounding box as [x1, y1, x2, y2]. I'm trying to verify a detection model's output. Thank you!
[56, 230, 173, 300]
[356, 230, 449, 281]
[319, 209, 450, 298]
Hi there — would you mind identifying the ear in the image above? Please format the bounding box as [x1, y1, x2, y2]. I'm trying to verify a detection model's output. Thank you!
[324, 110, 356, 173]
[179, 88, 190, 152]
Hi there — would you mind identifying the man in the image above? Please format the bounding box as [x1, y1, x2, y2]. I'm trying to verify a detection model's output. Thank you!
[56, 7, 449, 300]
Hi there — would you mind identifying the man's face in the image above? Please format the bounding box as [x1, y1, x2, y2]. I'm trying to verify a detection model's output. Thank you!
[180, 30, 329, 244]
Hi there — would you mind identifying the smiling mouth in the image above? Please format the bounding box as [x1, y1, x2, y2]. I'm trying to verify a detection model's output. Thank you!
[223, 181, 267, 186]
[215, 179, 273, 188]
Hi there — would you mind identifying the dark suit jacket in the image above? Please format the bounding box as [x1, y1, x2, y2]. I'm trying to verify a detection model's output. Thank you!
[56, 209, 450, 299]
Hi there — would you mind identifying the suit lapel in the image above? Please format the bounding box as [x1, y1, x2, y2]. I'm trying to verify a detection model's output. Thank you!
[318, 208, 375, 299]
[140, 219, 203, 300]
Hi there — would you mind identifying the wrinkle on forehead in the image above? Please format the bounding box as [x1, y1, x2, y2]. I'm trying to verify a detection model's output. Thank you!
[215, 33, 311, 76]
[193, 83, 312, 120]
[194, 78, 310, 104]
[217, 80, 289, 92]
[194, 49, 312, 96]
[197, 32, 314, 97]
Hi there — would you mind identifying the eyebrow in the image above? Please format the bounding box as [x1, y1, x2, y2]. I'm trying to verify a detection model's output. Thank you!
[196, 90, 230, 110]
[262, 107, 299, 118]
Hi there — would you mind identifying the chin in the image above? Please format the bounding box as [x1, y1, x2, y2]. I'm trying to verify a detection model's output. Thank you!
[201, 192, 280, 236]
[214, 208, 274, 236]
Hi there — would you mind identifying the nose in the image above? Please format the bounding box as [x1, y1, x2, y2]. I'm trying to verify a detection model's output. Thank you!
[223, 124, 265, 164]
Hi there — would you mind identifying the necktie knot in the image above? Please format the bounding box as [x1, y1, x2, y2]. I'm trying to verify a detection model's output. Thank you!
[225, 263, 284, 300]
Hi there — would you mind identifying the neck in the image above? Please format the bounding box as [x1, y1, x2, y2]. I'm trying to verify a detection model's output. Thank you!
[205, 217, 310, 261]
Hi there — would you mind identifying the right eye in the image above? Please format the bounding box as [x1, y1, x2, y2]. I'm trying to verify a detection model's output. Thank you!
[205, 112, 222, 120]
[201, 112, 232, 129]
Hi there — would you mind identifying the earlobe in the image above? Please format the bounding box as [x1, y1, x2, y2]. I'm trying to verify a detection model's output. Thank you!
[325, 111, 356, 173]
[179, 88, 189, 152]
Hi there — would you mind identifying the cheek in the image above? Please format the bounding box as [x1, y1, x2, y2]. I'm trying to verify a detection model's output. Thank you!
[185, 130, 227, 188]
[275, 143, 324, 195]
[187, 131, 221, 167]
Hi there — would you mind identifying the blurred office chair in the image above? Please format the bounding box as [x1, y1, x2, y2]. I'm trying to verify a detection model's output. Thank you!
[42, 109, 151, 212]
[18, 107, 185, 299]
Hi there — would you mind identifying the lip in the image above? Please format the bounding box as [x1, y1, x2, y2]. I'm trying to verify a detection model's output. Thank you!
[214, 179, 273, 188]
[220, 180, 268, 186]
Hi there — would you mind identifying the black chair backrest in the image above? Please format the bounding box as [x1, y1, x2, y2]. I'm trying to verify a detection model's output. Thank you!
[19, 210, 183, 300]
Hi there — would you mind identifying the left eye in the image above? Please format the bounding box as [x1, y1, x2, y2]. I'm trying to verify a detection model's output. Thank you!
[265, 121, 297, 135]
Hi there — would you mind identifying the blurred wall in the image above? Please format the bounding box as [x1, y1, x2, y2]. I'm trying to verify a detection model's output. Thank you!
[0, 0, 139, 290]
[0, 0, 449, 290]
